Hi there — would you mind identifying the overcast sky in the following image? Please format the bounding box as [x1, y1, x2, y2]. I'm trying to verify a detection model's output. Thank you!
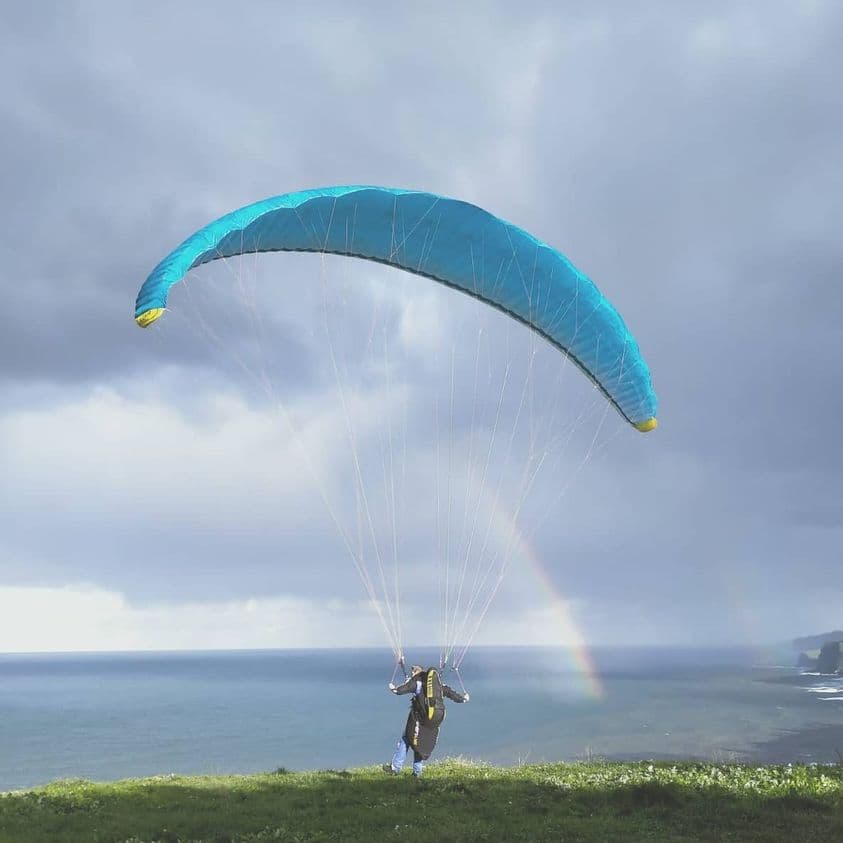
[2, 1, 841, 655]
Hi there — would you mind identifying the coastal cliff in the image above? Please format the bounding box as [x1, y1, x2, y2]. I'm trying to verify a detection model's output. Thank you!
[794, 631, 843, 673]
[815, 641, 843, 674]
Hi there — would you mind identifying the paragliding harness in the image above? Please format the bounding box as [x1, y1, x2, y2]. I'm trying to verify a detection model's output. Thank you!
[393, 655, 468, 757]
[413, 668, 446, 727]
[392, 653, 467, 725]
[392, 656, 447, 728]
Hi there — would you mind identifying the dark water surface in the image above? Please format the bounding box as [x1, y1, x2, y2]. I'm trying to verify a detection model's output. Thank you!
[1, 646, 841, 791]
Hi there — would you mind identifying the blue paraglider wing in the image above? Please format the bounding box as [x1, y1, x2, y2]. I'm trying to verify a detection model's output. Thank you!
[135, 186, 657, 430]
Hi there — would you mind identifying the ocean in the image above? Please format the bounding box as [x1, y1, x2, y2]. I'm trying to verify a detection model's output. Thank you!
[1, 646, 841, 792]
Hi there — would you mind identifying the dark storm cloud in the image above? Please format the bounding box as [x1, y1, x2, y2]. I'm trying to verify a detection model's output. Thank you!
[507, 1, 843, 624]
[1, 0, 841, 644]
[1, 1, 533, 386]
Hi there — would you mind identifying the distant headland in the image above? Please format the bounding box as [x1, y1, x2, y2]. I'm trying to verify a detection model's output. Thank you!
[793, 630, 843, 673]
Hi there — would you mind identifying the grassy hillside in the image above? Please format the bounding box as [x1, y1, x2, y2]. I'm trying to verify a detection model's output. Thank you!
[1, 759, 842, 842]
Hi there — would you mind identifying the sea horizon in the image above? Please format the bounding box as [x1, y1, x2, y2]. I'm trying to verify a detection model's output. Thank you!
[0, 641, 795, 657]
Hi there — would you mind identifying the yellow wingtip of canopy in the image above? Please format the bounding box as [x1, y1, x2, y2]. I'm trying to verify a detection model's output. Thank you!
[135, 308, 165, 328]
[634, 417, 658, 433]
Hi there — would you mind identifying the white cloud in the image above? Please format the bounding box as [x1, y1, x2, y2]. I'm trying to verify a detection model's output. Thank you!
[0, 582, 594, 654]
[0, 584, 379, 653]
[0, 380, 395, 536]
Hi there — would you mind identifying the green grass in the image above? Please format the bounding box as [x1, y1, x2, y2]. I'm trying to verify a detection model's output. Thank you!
[2, 759, 842, 842]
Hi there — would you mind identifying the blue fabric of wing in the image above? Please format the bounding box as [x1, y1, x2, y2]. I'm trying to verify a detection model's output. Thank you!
[135, 186, 657, 427]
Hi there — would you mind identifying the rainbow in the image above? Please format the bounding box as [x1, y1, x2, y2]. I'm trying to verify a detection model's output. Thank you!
[501, 512, 605, 700]
[453, 491, 604, 700]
